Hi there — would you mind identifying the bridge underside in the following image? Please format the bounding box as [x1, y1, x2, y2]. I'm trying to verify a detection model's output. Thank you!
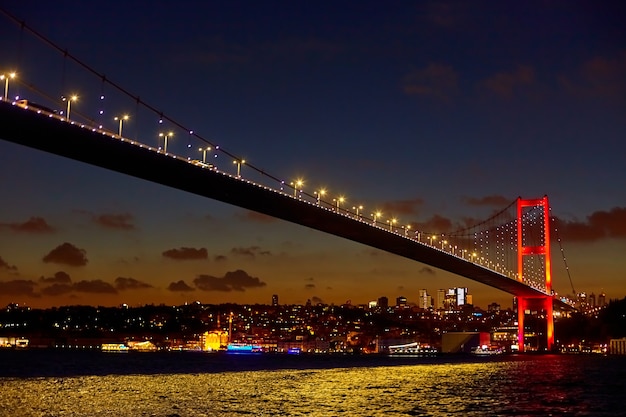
[0, 103, 553, 301]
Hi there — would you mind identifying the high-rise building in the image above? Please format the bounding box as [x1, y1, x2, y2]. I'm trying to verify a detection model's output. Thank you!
[378, 296, 389, 309]
[272, 294, 279, 306]
[396, 296, 407, 308]
[589, 292, 596, 307]
[418, 289, 430, 309]
[598, 292, 606, 307]
[436, 289, 446, 310]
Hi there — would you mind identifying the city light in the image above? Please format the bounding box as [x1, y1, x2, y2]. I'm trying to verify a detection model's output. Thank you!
[159, 131, 174, 153]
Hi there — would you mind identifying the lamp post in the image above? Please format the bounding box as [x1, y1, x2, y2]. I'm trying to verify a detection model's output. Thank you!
[387, 218, 397, 231]
[405, 224, 411, 237]
[441, 240, 448, 250]
[372, 211, 381, 226]
[1, 72, 16, 101]
[353, 205, 363, 218]
[334, 196, 345, 211]
[114, 115, 129, 136]
[199, 146, 211, 163]
[159, 131, 173, 153]
[233, 159, 246, 177]
[64, 95, 78, 121]
[315, 189, 326, 206]
[291, 179, 304, 197]
[428, 235, 436, 246]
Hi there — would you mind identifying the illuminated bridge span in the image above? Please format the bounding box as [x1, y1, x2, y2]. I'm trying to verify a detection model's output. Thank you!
[0, 10, 573, 351]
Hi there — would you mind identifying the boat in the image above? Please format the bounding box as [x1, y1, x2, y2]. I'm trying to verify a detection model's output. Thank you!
[471, 345, 503, 356]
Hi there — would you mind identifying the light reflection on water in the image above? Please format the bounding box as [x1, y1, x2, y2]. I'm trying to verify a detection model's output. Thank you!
[1, 354, 625, 416]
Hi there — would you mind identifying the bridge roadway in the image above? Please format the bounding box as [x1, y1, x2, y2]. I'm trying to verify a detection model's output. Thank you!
[0, 102, 551, 300]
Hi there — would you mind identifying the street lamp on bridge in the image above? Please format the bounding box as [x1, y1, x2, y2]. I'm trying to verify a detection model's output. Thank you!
[314, 189, 326, 206]
[199, 146, 211, 163]
[353, 205, 363, 218]
[63, 95, 78, 121]
[1, 72, 16, 101]
[114, 115, 129, 137]
[387, 218, 397, 231]
[159, 131, 173, 154]
[233, 159, 246, 177]
[334, 196, 345, 211]
[290, 179, 304, 197]
[372, 211, 381, 226]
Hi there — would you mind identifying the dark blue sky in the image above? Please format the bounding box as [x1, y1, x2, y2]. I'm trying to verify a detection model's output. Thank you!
[0, 1, 624, 308]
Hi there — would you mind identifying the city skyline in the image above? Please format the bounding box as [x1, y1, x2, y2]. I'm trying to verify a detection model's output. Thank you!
[0, 1, 624, 309]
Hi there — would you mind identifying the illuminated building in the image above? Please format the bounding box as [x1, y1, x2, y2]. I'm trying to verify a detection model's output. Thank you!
[418, 289, 431, 309]
[201, 330, 229, 351]
[272, 294, 279, 306]
[396, 296, 407, 308]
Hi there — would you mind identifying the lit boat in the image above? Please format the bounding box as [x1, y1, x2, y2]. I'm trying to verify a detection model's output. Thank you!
[226, 343, 263, 354]
[471, 345, 503, 356]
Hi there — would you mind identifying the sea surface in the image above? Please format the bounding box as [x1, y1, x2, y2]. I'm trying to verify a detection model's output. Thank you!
[0, 350, 625, 416]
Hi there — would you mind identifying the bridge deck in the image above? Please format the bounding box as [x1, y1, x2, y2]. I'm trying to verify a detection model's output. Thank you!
[0, 102, 552, 300]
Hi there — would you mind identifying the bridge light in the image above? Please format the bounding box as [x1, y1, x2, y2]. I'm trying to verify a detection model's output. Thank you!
[290, 179, 304, 197]
[199, 147, 211, 163]
[233, 159, 246, 177]
[62, 95, 78, 121]
[159, 131, 173, 153]
[1, 72, 16, 101]
[334, 196, 345, 211]
[352, 205, 363, 217]
[114, 115, 129, 137]
[372, 211, 382, 226]
[387, 218, 397, 231]
[314, 189, 326, 206]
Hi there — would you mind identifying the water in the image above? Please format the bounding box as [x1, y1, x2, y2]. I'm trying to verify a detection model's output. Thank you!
[1, 350, 625, 416]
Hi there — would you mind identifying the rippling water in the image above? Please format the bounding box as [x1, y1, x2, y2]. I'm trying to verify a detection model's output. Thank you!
[1, 351, 625, 416]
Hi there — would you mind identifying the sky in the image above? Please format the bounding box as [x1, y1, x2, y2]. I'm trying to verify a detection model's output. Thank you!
[0, 1, 624, 309]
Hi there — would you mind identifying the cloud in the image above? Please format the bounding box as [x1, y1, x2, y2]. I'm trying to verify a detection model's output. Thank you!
[214, 255, 228, 262]
[230, 246, 271, 258]
[0, 256, 18, 272]
[559, 51, 626, 100]
[403, 63, 458, 101]
[1, 217, 55, 233]
[72, 280, 117, 294]
[381, 198, 424, 216]
[481, 65, 535, 99]
[0, 280, 38, 296]
[193, 270, 266, 292]
[93, 213, 135, 230]
[311, 296, 324, 305]
[463, 195, 511, 207]
[414, 214, 455, 234]
[114, 277, 153, 290]
[162, 247, 208, 260]
[167, 280, 195, 292]
[305, 283, 315, 289]
[237, 211, 277, 224]
[42, 243, 88, 266]
[40, 283, 73, 296]
[556, 207, 626, 242]
[419, 266, 436, 275]
[39, 271, 71, 284]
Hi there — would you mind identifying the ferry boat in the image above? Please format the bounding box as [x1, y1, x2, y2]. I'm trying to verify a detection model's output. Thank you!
[470, 345, 504, 356]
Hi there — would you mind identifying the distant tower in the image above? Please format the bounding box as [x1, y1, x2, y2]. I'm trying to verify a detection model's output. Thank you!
[396, 296, 407, 308]
[272, 294, 279, 306]
[598, 292, 606, 307]
[377, 296, 389, 309]
[436, 289, 446, 310]
[418, 289, 430, 309]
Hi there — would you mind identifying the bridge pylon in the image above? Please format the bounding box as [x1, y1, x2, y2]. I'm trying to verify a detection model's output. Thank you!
[516, 196, 554, 352]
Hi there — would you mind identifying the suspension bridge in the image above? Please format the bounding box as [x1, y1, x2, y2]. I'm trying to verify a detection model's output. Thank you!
[0, 9, 576, 352]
